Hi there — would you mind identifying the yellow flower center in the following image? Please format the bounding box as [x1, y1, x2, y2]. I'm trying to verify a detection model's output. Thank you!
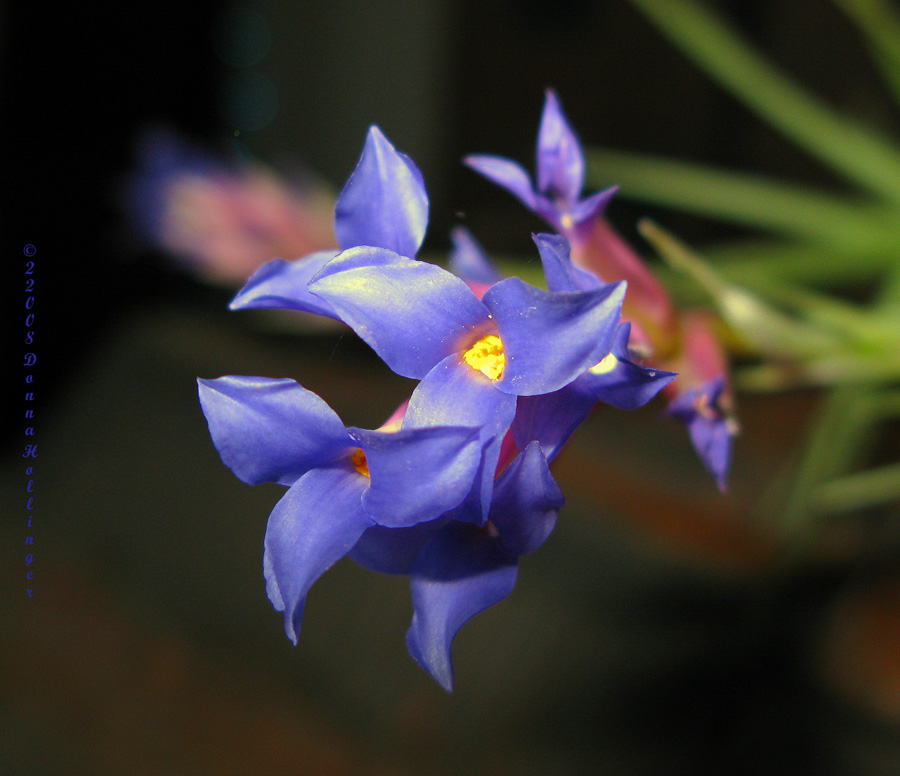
[351, 448, 370, 477]
[588, 352, 618, 375]
[462, 334, 506, 380]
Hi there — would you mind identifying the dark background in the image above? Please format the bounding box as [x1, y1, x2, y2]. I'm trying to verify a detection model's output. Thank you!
[4, 1, 900, 773]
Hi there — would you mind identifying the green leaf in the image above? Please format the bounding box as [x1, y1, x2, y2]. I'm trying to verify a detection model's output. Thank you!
[639, 220, 842, 359]
[811, 460, 900, 517]
[628, 0, 900, 204]
[703, 239, 899, 287]
[776, 387, 874, 536]
[586, 147, 900, 253]
[832, 0, 900, 105]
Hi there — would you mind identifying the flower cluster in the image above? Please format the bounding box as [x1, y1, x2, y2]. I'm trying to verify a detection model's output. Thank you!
[199, 116, 678, 691]
[467, 90, 738, 490]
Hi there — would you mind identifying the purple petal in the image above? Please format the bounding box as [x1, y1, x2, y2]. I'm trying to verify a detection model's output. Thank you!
[334, 126, 429, 256]
[348, 425, 483, 528]
[349, 519, 448, 575]
[687, 415, 732, 492]
[483, 276, 626, 396]
[536, 90, 584, 203]
[449, 226, 502, 285]
[264, 465, 374, 643]
[490, 441, 564, 557]
[569, 186, 618, 226]
[668, 376, 733, 491]
[405, 523, 518, 692]
[229, 252, 341, 319]
[309, 247, 492, 379]
[512, 385, 595, 462]
[533, 232, 602, 293]
[404, 354, 517, 523]
[464, 154, 538, 211]
[582, 323, 677, 410]
[197, 376, 352, 486]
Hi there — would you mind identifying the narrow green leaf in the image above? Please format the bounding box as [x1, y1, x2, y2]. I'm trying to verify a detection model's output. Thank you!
[586, 147, 900, 253]
[777, 387, 871, 536]
[811, 460, 900, 516]
[866, 389, 900, 420]
[832, 0, 900, 105]
[876, 262, 900, 310]
[704, 239, 899, 287]
[628, 0, 900, 204]
[639, 220, 841, 358]
[746, 277, 897, 347]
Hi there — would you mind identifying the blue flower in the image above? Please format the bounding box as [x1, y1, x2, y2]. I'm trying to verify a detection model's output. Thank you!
[219, 123, 625, 521]
[465, 90, 617, 233]
[307, 244, 625, 520]
[225, 125, 429, 319]
[451, 230, 677, 462]
[666, 375, 734, 492]
[197, 376, 485, 642]
[349, 441, 564, 691]
[466, 89, 737, 489]
[195, 121, 677, 692]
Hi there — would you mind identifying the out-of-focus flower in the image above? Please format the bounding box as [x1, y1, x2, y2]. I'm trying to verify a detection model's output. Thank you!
[465, 91, 676, 350]
[466, 91, 737, 490]
[666, 376, 734, 492]
[128, 129, 336, 285]
[448, 225, 502, 298]
[197, 376, 484, 642]
[465, 89, 617, 234]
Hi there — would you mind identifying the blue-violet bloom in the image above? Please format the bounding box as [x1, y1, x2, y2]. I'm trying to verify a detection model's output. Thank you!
[197, 376, 485, 642]
[226, 125, 428, 320]
[465, 89, 617, 234]
[307, 243, 626, 520]
[348, 440, 564, 692]
[666, 375, 733, 492]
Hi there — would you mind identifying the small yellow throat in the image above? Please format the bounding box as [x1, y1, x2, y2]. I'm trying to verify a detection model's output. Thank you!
[463, 334, 506, 380]
[351, 448, 370, 477]
[588, 353, 618, 375]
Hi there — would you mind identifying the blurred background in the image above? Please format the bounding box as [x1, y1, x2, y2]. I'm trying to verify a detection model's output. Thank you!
[4, 0, 900, 773]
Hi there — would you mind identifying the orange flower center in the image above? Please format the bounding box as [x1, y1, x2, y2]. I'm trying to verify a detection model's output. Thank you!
[351, 448, 370, 477]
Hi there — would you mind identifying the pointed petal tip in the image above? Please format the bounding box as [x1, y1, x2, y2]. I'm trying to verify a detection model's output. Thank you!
[365, 124, 388, 143]
[336, 126, 428, 256]
[542, 87, 562, 113]
[284, 613, 300, 646]
[406, 624, 455, 693]
[228, 258, 286, 310]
